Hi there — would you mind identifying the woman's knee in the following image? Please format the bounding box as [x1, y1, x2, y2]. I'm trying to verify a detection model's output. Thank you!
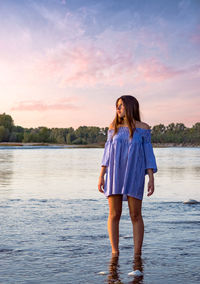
[109, 210, 122, 221]
[129, 212, 142, 223]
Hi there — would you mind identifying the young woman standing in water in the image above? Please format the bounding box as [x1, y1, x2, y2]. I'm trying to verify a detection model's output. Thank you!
[98, 95, 158, 259]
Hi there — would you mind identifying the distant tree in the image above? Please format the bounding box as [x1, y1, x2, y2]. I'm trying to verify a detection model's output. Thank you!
[0, 113, 14, 131]
[66, 132, 76, 144]
[192, 122, 200, 131]
[66, 133, 72, 144]
[166, 123, 175, 132]
[152, 124, 166, 134]
[56, 135, 65, 144]
[86, 127, 102, 143]
[72, 137, 87, 145]
[13, 125, 24, 133]
[174, 123, 186, 132]
[0, 126, 5, 142]
[11, 125, 24, 142]
[75, 126, 89, 140]
[38, 127, 51, 142]
[23, 132, 31, 143]
[49, 128, 74, 143]
[0, 125, 10, 142]
[9, 132, 17, 142]
[0, 112, 199, 145]
[23, 129, 39, 142]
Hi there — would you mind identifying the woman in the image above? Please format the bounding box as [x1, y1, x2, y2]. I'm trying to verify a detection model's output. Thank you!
[98, 95, 158, 259]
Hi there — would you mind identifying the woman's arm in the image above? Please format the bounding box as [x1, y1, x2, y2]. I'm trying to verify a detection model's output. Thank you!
[147, 168, 154, 197]
[98, 123, 113, 193]
[99, 166, 107, 178]
[98, 166, 107, 193]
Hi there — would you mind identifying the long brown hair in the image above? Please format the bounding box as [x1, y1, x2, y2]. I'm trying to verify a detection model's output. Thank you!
[112, 95, 141, 138]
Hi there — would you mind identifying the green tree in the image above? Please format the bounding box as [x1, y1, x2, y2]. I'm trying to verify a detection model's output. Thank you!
[72, 137, 87, 145]
[0, 125, 9, 142]
[0, 126, 5, 142]
[66, 132, 76, 144]
[192, 122, 200, 131]
[38, 127, 50, 142]
[0, 113, 14, 131]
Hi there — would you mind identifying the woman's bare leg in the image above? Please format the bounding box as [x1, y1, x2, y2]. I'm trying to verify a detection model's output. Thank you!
[127, 196, 144, 257]
[107, 195, 123, 255]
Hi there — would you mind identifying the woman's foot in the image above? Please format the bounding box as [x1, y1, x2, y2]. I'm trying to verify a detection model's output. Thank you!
[128, 270, 143, 276]
[133, 253, 143, 274]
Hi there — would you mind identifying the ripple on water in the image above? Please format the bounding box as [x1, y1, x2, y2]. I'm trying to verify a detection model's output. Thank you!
[0, 248, 25, 255]
[0, 198, 200, 283]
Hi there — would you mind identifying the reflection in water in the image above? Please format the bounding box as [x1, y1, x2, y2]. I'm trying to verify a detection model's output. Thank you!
[0, 151, 13, 187]
[107, 255, 123, 284]
[129, 255, 144, 284]
[107, 254, 144, 284]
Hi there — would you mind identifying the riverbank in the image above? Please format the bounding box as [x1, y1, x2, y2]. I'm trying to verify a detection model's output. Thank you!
[0, 142, 199, 148]
[153, 142, 200, 148]
[0, 142, 102, 148]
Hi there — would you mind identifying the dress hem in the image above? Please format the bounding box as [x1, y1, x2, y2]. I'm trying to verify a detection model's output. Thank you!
[105, 193, 143, 201]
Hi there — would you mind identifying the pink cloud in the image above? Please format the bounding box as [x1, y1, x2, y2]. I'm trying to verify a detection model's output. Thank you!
[136, 58, 200, 83]
[25, 37, 198, 95]
[30, 12, 199, 88]
[39, 40, 199, 87]
[11, 97, 80, 111]
[135, 58, 184, 82]
[39, 43, 135, 87]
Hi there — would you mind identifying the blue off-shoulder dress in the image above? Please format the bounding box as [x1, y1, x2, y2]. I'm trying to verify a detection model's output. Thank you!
[101, 126, 158, 201]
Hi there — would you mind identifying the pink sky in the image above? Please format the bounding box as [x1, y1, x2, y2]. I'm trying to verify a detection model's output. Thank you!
[0, 0, 199, 129]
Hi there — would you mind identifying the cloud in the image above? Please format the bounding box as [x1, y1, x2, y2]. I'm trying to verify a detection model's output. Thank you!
[31, 5, 172, 87]
[32, 2, 86, 38]
[135, 58, 184, 82]
[32, 5, 197, 87]
[38, 41, 135, 87]
[4, 3, 196, 88]
[11, 97, 80, 111]
[40, 40, 199, 87]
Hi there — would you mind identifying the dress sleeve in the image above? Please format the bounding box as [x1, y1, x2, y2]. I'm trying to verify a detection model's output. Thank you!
[101, 129, 113, 167]
[142, 129, 158, 175]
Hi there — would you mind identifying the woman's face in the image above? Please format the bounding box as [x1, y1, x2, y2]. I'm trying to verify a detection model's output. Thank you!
[116, 99, 126, 119]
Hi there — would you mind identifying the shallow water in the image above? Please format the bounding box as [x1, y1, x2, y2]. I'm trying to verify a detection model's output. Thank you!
[0, 147, 200, 283]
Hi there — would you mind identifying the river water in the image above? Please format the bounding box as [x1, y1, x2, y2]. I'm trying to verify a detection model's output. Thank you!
[0, 146, 200, 283]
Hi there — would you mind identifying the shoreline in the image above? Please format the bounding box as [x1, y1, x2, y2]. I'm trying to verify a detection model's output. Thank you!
[0, 142, 199, 148]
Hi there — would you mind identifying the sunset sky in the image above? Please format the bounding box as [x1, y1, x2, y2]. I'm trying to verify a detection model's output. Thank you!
[0, 0, 199, 129]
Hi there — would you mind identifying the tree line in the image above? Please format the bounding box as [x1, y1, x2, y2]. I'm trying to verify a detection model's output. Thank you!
[0, 113, 199, 145]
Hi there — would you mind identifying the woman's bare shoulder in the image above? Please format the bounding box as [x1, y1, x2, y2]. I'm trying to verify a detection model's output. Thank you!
[109, 122, 115, 130]
[136, 121, 150, 130]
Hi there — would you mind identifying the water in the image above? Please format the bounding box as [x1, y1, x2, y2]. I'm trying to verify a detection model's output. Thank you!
[0, 147, 200, 283]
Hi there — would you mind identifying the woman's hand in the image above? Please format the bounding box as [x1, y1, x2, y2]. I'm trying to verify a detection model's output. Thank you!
[98, 176, 105, 193]
[147, 178, 154, 197]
